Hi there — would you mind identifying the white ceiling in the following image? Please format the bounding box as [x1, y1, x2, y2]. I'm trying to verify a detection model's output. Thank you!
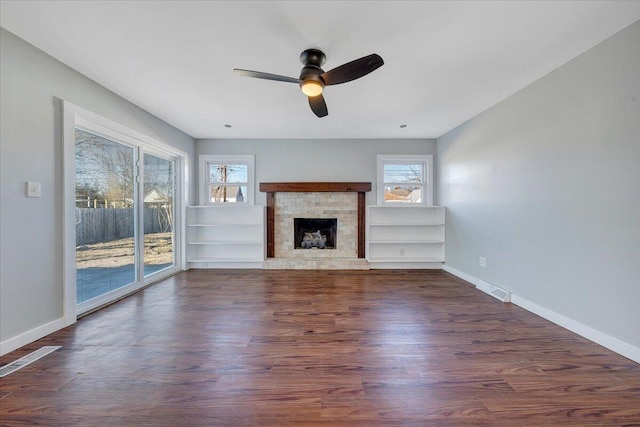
[1, 1, 639, 139]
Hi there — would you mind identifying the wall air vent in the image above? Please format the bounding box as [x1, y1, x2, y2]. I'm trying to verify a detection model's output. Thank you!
[0, 346, 61, 377]
[476, 280, 511, 303]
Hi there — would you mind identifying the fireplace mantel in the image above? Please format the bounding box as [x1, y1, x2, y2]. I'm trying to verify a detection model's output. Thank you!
[260, 182, 371, 258]
[260, 182, 371, 193]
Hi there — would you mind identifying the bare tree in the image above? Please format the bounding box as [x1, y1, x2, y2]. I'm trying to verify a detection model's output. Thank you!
[208, 164, 227, 203]
[384, 164, 423, 202]
[143, 154, 174, 233]
[75, 129, 134, 207]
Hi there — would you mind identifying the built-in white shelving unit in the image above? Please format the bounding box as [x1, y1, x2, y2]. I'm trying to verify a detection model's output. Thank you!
[367, 205, 445, 269]
[186, 205, 265, 269]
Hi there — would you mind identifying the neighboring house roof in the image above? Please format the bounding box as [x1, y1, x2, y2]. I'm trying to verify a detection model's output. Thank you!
[144, 189, 166, 203]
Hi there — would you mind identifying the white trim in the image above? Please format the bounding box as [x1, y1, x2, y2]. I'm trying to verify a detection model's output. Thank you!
[442, 264, 479, 286]
[199, 154, 255, 206]
[369, 262, 443, 269]
[61, 103, 78, 327]
[0, 318, 65, 356]
[63, 101, 189, 159]
[189, 262, 264, 269]
[376, 154, 434, 206]
[511, 295, 640, 364]
[77, 273, 166, 315]
[442, 263, 640, 364]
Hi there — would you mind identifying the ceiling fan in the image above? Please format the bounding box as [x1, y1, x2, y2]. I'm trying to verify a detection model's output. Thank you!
[234, 49, 384, 118]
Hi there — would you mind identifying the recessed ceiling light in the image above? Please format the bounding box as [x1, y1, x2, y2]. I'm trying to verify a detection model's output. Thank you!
[224, 124, 232, 128]
[400, 124, 407, 128]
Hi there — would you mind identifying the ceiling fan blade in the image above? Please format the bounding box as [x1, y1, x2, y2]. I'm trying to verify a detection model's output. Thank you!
[320, 54, 384, 86]
[308, 94, 328, 118]
[233, 69, 301, 84]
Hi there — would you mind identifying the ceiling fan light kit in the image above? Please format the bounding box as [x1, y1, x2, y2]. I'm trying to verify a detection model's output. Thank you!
[234, 48, 384, 118]
[300, 81, 324, 97]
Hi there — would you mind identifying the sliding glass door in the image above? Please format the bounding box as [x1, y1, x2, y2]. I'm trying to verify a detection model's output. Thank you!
[143, 153, 175, 277]
[74, 127, 179, 312]
[75, 129, 137, 304]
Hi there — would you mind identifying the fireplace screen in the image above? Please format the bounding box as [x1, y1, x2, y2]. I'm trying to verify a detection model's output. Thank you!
[294, 218, 337, 249]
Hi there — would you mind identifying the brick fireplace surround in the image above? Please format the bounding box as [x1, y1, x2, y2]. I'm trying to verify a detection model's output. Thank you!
[260, 182, 371, 270]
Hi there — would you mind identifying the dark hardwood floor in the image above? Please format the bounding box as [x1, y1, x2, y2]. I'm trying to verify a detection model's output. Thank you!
[1, 269, 639, 426]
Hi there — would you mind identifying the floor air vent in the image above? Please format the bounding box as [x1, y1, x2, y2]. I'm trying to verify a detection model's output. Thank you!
[0, 346, 61, 377]
[476, 280, 511, 303]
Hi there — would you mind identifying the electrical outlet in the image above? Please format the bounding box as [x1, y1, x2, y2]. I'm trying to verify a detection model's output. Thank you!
[400, 248, 405, 256]
[479, 257, 487, 268]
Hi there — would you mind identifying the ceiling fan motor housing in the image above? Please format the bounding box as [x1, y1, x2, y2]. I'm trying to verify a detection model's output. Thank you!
[300, 49, 326, 67]
[299, 65, 324, 84]
[299, 49, 326, 89]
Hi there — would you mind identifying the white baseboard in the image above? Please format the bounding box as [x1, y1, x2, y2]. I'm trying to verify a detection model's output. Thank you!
[0, 317, 65, 356]
[442, 264, 479, 286]
[369, 261, 443, 269]
[442, 264, 640, 364]
[510, 295, 640, 364]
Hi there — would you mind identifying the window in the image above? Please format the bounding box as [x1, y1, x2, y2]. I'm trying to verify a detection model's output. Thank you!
[377, 155, 433, 205]
[200, 155, 255, 205]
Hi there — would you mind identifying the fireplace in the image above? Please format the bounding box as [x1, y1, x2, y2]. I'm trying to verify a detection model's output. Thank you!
[259, 182, 371, 269]
[294, 218, 337, 250]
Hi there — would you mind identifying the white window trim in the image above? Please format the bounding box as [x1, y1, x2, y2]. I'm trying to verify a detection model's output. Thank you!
[199, 155, 255, 206]
[376, 154, 434, 206]
[62, 100, 189, 322]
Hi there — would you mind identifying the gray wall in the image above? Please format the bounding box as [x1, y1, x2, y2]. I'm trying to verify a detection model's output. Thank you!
[196, 139, 436, 206]
[437, 22, 640, 349]
[0, 28, 196, 346]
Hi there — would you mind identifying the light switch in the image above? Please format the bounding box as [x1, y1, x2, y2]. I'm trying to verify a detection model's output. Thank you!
[26, 181, 41, 198]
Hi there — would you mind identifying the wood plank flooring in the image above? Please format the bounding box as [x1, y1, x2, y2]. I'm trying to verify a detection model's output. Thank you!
[1, 269, 639, 426]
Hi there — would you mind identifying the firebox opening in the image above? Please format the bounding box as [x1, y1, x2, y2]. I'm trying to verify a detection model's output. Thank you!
[294, 218, 337, 250]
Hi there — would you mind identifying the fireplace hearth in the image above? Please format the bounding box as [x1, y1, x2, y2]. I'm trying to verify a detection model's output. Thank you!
[294, 218, 337, 250]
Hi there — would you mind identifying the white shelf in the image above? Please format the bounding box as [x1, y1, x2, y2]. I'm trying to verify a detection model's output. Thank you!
[189, 258, 264, 263]
[187, 223, 262, 227]
[367, 206, 445, 269]
[186, 205, 265, 268]
[369, 240, 444, 244]
[188, 240, 263, 245]
[369, 222, 444, 226]
[368, 257, 444, 263]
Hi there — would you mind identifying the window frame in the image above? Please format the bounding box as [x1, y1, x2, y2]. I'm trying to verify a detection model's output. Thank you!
[376, 154, 434, 206]
[199, 155, 255, 205]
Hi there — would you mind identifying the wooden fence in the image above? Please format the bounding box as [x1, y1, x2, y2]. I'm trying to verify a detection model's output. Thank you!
[76, 207, 171, 245]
